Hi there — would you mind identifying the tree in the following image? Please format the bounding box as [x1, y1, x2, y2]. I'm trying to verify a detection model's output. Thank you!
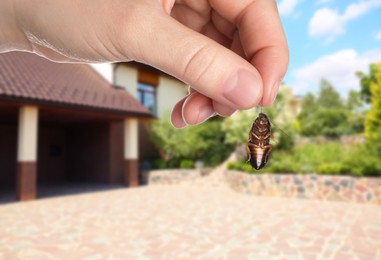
[150, 113, 234, 167]
[360, 63, 381, 149]
[356, 63, 381, 103]
[345, 90, 365, 134]
[346, 90, 363, 111]
[297, 79, 362, 138]
[298, 93, 319, 136]
[317, 79, 343, 108]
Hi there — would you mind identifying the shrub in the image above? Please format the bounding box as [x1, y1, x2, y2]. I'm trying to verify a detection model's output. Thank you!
[316, 163, 343, 175]
[226, 140, 381, 178]
[292, 142, 343, 168]
[180, 160, 194, 169]
[341, 145, 381, 177]
[268, 160, 298, 174]
[150, 114, 234, 167]
[153, 159, 166, 169]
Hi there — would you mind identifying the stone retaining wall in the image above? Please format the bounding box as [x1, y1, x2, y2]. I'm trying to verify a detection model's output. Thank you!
[143, 169, 203, 185]
[225, 170, 381, 204]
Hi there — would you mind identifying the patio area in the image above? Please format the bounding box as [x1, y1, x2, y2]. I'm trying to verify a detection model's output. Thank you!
[1, 169, 380, 259]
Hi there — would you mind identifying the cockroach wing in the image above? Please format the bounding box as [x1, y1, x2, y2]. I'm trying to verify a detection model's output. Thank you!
[246, 112, 273, 170]
[247, 144, 272, 170]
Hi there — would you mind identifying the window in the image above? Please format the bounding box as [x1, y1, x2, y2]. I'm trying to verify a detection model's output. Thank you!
[137, 83, 157, 115]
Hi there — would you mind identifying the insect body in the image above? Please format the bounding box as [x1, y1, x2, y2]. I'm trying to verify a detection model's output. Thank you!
[246, 113, 272, 170]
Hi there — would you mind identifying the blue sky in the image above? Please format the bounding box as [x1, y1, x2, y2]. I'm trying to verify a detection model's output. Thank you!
[277, 0, 381, 96]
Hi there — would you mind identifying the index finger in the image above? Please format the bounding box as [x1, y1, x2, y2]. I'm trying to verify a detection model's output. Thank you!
[210, 0, 289, 106]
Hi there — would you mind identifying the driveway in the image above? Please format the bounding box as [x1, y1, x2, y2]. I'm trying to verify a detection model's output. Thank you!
[1, 170, 380, 260]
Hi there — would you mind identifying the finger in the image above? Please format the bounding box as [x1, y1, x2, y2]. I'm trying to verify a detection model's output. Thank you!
[171, 96, 188, 128]
[182, 92, 216, 125]
[211, 10, 236, 40]
[187, 88, 236, 116]
[202, 22, 231, 48]
[128, 7, 263, 110]
[210, 0, 289, 106]
[239, 1, 288, 106]
[213, 100, 236, 117]
[188, 86, 196, 94]
[170, 3, 209, 32]
[230, 31, 246, 59]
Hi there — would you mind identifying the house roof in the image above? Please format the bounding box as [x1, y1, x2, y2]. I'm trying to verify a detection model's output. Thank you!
[0, 52, 152, 117]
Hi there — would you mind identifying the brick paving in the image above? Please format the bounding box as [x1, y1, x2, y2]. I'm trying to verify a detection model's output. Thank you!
[1, 167, 381, 259]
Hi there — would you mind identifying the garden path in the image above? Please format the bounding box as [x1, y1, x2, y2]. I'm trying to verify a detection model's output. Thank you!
[1, 158, 380, 259]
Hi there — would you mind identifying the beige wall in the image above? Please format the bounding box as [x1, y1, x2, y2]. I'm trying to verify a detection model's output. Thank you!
[114, 64, 187, 119]
[115, 65, 138, 97]
[157, 76, 187, 118]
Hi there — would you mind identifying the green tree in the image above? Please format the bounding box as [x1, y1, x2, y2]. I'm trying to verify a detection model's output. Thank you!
[346, 90, 363, 111]
[356, 63, 381, 103]
[317, 79, 343, 108]
[346, 90, 365, 134]
[297, 79, 362, 138]
[298, 93, 319, 136]
[361, 63, 381, 149]
[150, 114, 233, 167]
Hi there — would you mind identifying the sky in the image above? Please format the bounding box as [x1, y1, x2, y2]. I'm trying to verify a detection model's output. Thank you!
[277, 0, 381, 96]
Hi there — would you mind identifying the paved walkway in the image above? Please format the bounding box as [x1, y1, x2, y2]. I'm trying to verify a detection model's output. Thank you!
[1, 166, 381, 259]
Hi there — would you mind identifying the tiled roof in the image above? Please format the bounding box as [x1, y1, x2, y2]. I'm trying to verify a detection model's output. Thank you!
[0, 52, 152, 117]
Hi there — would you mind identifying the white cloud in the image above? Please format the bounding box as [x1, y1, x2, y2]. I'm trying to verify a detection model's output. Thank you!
[291, 48, 381, 95]
[309, 0, 381, 41]
[309, 8, 344, 41]
[278, 0, 300, 16]
[376, 31, 381, 40]
[342, 0, 381, 21]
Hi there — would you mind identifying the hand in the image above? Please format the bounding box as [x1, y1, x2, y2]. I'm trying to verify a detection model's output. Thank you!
[1, 0, 288, 128]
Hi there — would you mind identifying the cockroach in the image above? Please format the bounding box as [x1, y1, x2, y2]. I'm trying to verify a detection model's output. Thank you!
[246, 112, 272, 170]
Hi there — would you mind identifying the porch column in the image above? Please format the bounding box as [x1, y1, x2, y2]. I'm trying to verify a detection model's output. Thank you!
[124, 118, 139, 187]
[17, 106, 39, 201]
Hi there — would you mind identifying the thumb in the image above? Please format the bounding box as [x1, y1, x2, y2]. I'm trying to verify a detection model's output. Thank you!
[128, 11, 263, 110]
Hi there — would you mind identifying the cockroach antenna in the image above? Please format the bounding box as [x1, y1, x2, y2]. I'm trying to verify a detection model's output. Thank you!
[267, 118, 291, 139]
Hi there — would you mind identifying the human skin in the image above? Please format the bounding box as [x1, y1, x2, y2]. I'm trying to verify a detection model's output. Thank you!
[0, 0, 288, 128]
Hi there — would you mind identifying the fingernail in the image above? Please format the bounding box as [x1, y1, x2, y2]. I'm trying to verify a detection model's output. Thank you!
[171, 118, 187, 129]
[216, 106, 236, 117]
[223, 69, 261, 109]
[196, 105, 216, 124]
[269, 80, 281, 104]
[170, 96, 188, 128]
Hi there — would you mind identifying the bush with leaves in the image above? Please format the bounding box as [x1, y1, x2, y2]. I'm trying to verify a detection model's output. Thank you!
[297, 79, 364, 138]
[361, 63, 381, 151]
[150, 114, 234, 168]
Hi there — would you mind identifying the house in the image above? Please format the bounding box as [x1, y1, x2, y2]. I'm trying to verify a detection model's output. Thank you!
[0, 52, 153, 201]
[112, 62, 188, 162]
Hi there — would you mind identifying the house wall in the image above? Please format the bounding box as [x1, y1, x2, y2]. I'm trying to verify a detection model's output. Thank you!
[157, 76, 187, 118]
[109, 121, 125, 184]
[66, 123, 110, 183]
[115, 65, 138, 97]
[114, 64, 187, 119]
[0, 125, 17, 187]
[0, 120, 125, 188]
[38, 127, 66, 183]
[66, 122, 125, 184]
[114, 63, 187, 165]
